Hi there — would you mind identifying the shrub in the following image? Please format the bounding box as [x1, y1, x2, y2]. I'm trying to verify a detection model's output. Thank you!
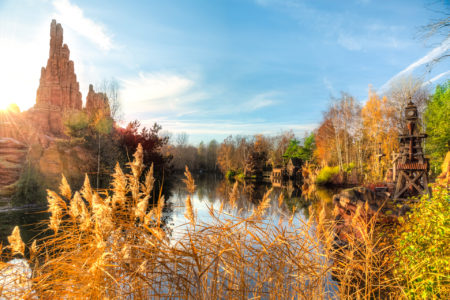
[225, 169, 236, 180]
[12, 164, 46, 206]
[315, 166, 340, 185]
[394, 184, 450, 299]
[225, 169, 244, 180]
[342, 162, 355, 173]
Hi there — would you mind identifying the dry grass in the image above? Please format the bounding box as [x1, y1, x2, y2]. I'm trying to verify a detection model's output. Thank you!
[0, 145, 404, 299]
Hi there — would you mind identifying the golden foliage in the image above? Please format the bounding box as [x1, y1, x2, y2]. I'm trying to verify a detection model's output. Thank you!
[183, 165, 196, 194]
[0, 143, 405, 299]
[229, 181, 239, 209]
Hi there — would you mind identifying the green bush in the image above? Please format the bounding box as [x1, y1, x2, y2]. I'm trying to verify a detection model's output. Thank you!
[394, 184, 450, 299]
[12, 164, 47, 206]
[225, 170, 237, 180]
[225, 169, 244, 180]
[342, 162, 355, 173]
[236, 172, 245, 181]
[315, 166, 340, 185]
[424, 80, 450, 176]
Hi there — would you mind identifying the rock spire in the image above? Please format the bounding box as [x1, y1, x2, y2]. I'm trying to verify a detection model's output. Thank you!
[86, 84, 111, 117]
[35, 19, 82, 111]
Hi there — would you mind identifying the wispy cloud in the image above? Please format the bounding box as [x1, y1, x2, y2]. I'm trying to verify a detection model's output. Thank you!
[423, 70, 450, 86]
[121, 72, 202, 116]
[141, 118, 317, 139]
[380, 37, 450, 92]
[240, 91, 279, 111]
[323, 77, 335, 94]
[254, 0, 409, 53]
[52, 0, 113, 50]
[337, 33, 362, 51]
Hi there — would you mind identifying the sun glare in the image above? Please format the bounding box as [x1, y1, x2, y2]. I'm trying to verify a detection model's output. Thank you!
[0, 102, 21, 113]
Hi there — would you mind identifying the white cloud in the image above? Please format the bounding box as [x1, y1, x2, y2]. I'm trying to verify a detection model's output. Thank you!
[52, 0, 113, 51]
[121, 72, 198, 115]
[423, 70, 450, 86]
[380, 37, 450, 92]
[140, 119, 316, 137]
[241, 91, 278, 111]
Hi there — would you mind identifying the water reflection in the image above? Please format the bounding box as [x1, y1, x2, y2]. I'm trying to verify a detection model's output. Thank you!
[167, 175, 338, 240]
[0, 208, 49, 247]
[0, 175, 338, 252]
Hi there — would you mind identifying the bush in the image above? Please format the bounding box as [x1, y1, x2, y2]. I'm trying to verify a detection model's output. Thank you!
[225, 170, 236, 180]
[342, 162, 355, 173]
[315, 166, 340, 185]
[394, 184, 450, 299]
[12, 164, 47, 206]
[225, 169, 244, 180]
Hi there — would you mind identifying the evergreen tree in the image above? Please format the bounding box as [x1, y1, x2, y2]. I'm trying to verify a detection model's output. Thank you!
[424, 80, 450, 175]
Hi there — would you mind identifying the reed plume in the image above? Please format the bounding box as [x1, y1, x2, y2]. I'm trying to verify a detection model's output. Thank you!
[229, 181, 239, 209]
[183, 166, 196, 194]
[7, 226, 25, 256]
[252, 188, 273, 218]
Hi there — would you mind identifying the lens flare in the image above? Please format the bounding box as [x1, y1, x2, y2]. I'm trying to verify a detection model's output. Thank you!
[0, 102, 21, 113]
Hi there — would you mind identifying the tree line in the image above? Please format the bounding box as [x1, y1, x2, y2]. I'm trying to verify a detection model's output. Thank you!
[167, 76, 449, 185]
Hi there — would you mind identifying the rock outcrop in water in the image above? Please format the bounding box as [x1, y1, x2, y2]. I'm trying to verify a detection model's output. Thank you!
[0, 20, 109, 204]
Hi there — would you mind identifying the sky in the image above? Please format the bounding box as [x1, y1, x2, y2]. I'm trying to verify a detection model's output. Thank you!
[0, 0, 449, 145]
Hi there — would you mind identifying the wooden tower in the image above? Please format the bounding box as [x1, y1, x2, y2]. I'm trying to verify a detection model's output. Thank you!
[393, 100, 431, 200]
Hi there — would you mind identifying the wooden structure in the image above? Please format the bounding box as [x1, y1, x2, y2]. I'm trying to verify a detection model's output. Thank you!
[286, 158, 302, 178]
[393, 100, 431, 200]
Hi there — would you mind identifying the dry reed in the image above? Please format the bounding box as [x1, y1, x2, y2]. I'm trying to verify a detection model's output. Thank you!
[0, 145, 405, 299]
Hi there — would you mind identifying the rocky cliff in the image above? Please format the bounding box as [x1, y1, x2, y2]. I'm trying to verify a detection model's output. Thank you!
[0, 138, 28, 202]
[0, 20, 109, 205]
[86, 84, 111, 117]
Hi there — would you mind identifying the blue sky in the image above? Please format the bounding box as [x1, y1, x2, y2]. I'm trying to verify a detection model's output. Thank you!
[0, 0, 448, 144]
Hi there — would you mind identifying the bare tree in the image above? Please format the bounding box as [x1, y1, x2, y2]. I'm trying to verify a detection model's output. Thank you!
[419, 2, 449, 65]
[176, 132, 189, 147]
[387, 75, 430, 131]
[96, 78, 123, 122]
[269, 131, 295, 167]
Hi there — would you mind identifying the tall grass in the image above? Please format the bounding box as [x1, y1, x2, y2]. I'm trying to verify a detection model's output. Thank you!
[0, 144, 408, 299]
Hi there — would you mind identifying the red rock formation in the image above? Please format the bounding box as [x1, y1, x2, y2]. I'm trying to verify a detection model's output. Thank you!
[29, 20, 83, 135]
[85, 84, 111, 117]
[0, 20, 109, 202]
[36, 20, 82, 111]
[0, 138, 28, 197]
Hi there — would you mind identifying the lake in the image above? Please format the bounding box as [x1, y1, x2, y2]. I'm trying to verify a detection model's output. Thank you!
[0, 174, 338, 251]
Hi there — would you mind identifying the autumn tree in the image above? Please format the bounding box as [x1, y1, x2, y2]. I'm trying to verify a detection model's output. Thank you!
[268, 131, 295, 167]
[361, 88, 399, 181]
[217, 136, 237, 174]
[206, 140, 218, 171]
[318, 93, 361, 171]
[116, 121, 172, 180]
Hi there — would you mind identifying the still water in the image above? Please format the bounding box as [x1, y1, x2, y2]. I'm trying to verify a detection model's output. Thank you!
[166, 174, 336, 241]
[0, 174, 337, 247]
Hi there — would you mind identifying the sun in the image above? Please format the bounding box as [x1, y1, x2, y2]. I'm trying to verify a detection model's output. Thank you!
[0, 102, 21, 113]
